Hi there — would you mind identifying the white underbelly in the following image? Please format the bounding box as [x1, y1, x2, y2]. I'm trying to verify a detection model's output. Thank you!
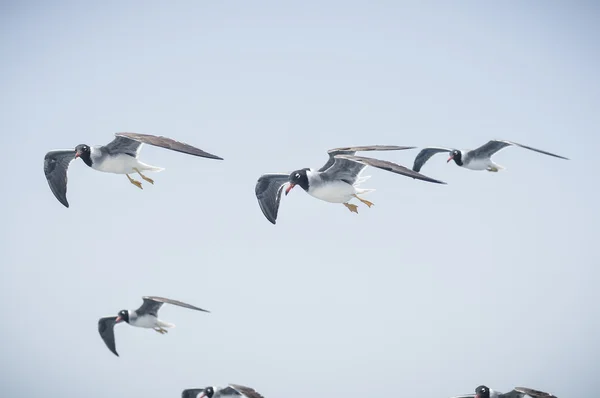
[308, 181, 356, 203]
[92, 154, 143, 174]
[131, 315, 158, 328]
[464, 157, 493, 171]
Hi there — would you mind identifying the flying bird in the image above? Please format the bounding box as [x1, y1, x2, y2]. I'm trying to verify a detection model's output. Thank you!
[412, 139, 568, 173]
[255, 145, 446, 224]
[450, 385, 558, 398]
[44, 132, 223, 207]
[182, 384, 265, 398]
[98, 296, 210, 357]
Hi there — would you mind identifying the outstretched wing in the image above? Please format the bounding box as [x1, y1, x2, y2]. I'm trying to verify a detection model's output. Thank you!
[98, 316, 119, 357]
[227, 385, 265, 398]
[471, 140, 569, 160]
[113, 132, 223, 160]
[255, 173, 290, 224]
[336, 155, 447, 184]
[182, 389, 205, 398]
[320, 145, 414, 184]
[44, 150, 77, 208]
[137, 296, 210, 316]
[513, 387, 557, 398]
[319, 145, 414, 172]
[411, 147, 452, 172]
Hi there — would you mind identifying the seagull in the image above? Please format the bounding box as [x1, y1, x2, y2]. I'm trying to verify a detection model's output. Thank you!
[182, 384, 265, 398]
[412, 139, 569, 173]
[450, 385, 558, 398]
[97, 296, 210, 357]
[44, 132, 223, 207]
[255, 145, 446, 224]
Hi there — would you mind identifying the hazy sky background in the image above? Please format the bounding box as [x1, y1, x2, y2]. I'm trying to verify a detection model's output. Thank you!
[1, 1, 598, 397]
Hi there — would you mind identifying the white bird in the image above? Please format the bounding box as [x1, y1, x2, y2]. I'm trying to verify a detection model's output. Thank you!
[44, 132, 223, 207]
[412, 139, 568, 173]
[255, 145, 446, 224]
[450, 384, 558, 398]
[97, 296, 209, 357]
[182, 384, 264, 398]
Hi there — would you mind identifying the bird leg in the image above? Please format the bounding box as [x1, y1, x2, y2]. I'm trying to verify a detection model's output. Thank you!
[343, 203, 359, 213]
[126, 174, 143, 189]
[153, 327, 168, 334]
[134, 168, 154, 184]
[353, 194, 374, 208]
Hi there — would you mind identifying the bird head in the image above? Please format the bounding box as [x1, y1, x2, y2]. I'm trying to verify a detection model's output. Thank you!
[475, 385, 490, 398]
[115, 310, 129, 324]
[197, 387, 215, 398]
[74, 144, 91, 159]
[285, 169, 309, 195]
[447, 149, 463, 165]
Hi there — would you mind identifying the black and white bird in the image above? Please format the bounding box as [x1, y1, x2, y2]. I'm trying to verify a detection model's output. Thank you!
[450, 385, 558, 398]
[182, 384, 264, 398]
[412, 139, 568, 173]
[98, 296, 210, 357]
[44, 132, 223, 207]
[255, 145, 446, 224]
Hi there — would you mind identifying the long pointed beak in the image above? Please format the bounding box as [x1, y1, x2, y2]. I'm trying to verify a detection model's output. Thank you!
[447, 155, 454, 163]
[285, 183, 296, 196]
[115, 316, 122, 323]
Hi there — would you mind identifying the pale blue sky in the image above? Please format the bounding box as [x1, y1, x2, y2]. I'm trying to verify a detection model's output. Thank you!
[1, 1, 599, 397]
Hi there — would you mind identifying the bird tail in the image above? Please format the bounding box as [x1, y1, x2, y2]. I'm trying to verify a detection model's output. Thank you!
[146, 166, 165, 173]
[356, 188, 375, 195]
[158, 320, 175, 328]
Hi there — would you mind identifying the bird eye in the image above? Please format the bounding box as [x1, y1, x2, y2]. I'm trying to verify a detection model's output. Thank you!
[295, 173, 300, 178]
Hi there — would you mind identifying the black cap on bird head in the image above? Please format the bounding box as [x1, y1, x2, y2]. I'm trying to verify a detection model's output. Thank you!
[115, 310, 130, 324]
[475, 385, 490, 398]
[447, 149, 463, 166]
[197, 387, 215, 398]
[285, 168, 309, 195]
[74, 144, 92, 166]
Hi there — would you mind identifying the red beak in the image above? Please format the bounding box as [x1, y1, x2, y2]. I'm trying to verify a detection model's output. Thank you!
[115, 316, 122, 323]
[447, 155, 454, 163]
[75, 152, 80, 159]
[285, 183, 296, 196]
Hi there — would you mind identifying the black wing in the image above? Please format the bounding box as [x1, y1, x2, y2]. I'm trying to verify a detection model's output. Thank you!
[319, 145, 414, 172]
[319, 145, 414, 185]
[512, 387, 557, 398]
[228, 384, 265, 398]
[98, 316, 119, 357]
[255, 173, 290, 224]
[411, 147, 453, 172]
[335, 155, 447, 184]
[182, 389, 205, 398]
[44, 150, 77, 208]
[137, 296, 210, 316]
[113, 132, 223, 160]
[471, 140, 569, 160]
